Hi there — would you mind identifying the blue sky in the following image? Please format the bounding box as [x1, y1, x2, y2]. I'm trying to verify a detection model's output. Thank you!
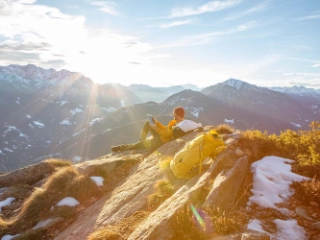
[0, 0, 319, 88]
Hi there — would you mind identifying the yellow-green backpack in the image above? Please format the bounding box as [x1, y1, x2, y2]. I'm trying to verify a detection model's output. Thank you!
[170, 130, 225, 179]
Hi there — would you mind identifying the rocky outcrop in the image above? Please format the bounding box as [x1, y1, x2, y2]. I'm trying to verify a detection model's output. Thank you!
[0, 129, 261, 240]
[0, 161, 54, 188]
[53, 131, 248, 240]
[204, 155, 248, 213]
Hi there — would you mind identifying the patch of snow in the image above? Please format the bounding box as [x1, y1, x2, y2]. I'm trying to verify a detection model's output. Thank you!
[19, 133, 29, 140]
[0, 197, 15, 212]
[56, 197, 79, 207]
[247, 156, 309, 213]
[73, 128, 85, 137]
[90, 176, 104, 187]
[73, 156, 81, 162]
[60, 100, 68, 106]
[2, 125, 28, 140]
[3, 141, 8, 144]
[3, 125, 18, 136]
[33, 218, 55, 230]
[311, 104, 318, 109]
[71, 108, 82, 115]
[33, 121, 45, 128]
[29, 124, 34, 128]
[273, 219, 306, 240]
[290, 122, 301, 128]
[103, 128, 111, 134]
[224, 119, 234, 124]
[185, 106, 203, 118]
[90, 118, 102, 126]
[0, 150, 3, 155]
[222, 79, 244, 90]
[1, 234, 21, 240]
[247, 219, 268, 234]
[60, 119, 72, 125]
[4, 148, 13, 153]
[168, 96, 185, 106]
[120, 99, 126, 107]
[42, 99, 48, 102]
[15, 101, 20, 104]
[101, 107, 116, 112]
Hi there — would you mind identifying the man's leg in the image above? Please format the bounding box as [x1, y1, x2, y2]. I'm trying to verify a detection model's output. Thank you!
[114, 136, 164, 152]
[140, 121, 150, 141]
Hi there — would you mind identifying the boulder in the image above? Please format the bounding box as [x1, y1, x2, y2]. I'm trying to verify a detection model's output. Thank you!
[0, 162, 54, 188]
[54, 132, 199, 240]
[204, 156, 249, 213]
[74, 154, 144, 176]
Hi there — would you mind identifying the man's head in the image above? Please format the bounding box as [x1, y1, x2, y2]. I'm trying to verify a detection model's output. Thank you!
[173, 106, 185, 121]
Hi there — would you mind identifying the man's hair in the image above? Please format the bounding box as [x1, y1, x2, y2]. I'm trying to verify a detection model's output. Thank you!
[174, 107, 185, 118]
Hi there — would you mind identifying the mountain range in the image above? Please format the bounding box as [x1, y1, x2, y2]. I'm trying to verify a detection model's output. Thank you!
[1, 64, 319, 171]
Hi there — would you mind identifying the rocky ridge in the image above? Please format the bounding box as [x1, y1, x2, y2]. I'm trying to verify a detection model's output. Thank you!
[0, 128, 319, 240]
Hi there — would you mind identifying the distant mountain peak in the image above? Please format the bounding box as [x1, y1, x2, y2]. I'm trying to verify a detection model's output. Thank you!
[270, 85, 320, 96]
[222, 78, 246, 90]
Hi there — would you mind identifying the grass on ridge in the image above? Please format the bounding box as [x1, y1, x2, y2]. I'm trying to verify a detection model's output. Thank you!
[44, 158, 72, 169]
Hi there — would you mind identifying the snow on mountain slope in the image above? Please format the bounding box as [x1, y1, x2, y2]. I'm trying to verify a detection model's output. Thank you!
[0, 64, 92, 92]
[271, 85, 320, 98]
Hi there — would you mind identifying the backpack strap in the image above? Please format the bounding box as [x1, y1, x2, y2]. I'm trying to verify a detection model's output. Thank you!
[198, 142, 203, 174]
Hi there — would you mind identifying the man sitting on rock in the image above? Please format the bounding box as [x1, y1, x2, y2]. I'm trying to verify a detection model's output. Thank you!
[111, 106, 185, 152]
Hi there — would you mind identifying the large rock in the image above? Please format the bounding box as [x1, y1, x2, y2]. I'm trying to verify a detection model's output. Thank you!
[54, 132, 249, 240]
[0, 162, 54, 188]
[74, 153, 144, 176]
[54, 132, 200, 240]
[127, 147, 240, 239]
[204, 155, 249, 213]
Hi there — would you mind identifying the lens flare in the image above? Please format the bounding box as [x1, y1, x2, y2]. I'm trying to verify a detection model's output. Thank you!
[190, 204, 206, 230]
[190, 204, 213, 234]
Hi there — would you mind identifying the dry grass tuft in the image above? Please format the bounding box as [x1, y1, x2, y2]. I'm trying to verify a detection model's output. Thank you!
[9, 167, 100, 232]
[15, 187, 48, 225]
[154, 179, 174, 197]
[147, 180, 174, 211]
[0, 217, 9, 236]
[147, 193, 164, 211]
[44, 158, 72, 169]
[48, 206, 76, 219]
[213, 124, 235, 135]
[68, 174, 101, 203]
[43, 167, 78, 196]
[210, 208, 244, 234]
[170, 204, 209, 240]
[88, 211, 149, 240]
[87, 229, 123, 240]
[292, 177, 320, 206]
[14, 228, 46, 240]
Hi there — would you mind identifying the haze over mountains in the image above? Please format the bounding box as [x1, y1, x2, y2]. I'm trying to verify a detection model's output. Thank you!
[1, 64, 319, 171]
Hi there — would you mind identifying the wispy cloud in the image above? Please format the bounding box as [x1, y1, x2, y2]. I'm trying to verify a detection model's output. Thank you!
[222, 0, 270, 21]
[0, 1, 155, 84]
[170, 0, 242, 18]
[159, 19, 195, 29]
[286, 57, 320, 68]
[294, 14, 320, 21]
[283, 72, 320, 77]
[91, 1, 118, 16]
[15, 0, 36, 4]
[159, 20, 258, 48]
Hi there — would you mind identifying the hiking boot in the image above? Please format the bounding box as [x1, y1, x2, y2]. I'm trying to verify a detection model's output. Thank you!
[111, 144, 127, 152]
